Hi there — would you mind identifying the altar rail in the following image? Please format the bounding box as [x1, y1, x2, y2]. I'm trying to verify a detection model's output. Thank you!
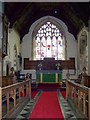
[66, 79, 90, 120]
[0, 79, 31, 119]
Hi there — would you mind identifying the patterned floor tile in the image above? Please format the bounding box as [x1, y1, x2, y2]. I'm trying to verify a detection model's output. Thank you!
[16, 91, 42, 119]
[57, 90, 77, 119]
[16, 115, 25, 119]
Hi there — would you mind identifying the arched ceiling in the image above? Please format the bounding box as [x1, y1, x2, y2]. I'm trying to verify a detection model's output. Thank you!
[4, 2, 90, 39]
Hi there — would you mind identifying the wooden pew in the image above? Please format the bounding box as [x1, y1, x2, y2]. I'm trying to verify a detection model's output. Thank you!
[66, 79, 90, 119]
[83, 76, 90, 87]
[2, 76, 13, 87]
[1, 79, 31, 119]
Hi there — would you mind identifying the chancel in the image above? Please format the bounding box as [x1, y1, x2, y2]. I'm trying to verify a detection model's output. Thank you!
[0, 2, 90, 120]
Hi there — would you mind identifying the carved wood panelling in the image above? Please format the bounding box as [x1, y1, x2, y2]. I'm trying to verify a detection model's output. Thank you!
[24, 57, 75, 70]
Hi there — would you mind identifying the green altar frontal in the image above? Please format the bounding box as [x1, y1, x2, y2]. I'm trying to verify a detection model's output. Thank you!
[36, 70, 62, 83]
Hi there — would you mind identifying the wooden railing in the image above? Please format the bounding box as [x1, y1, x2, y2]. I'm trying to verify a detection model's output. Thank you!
[0, 79, 31, 119]
[66, 79, 90, 120]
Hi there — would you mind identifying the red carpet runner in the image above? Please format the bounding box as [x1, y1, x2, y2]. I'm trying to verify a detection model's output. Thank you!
[29, 92, 64, 119]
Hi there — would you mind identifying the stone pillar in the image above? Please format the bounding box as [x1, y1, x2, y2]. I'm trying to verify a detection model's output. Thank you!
[77, 33, 80, 74]
[88, 19, 90, 75]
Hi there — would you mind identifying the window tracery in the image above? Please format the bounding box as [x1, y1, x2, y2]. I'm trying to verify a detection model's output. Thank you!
[34, 21, 65, 60]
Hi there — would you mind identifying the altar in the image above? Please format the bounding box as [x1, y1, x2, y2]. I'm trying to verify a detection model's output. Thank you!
[36, 70, 62, 83]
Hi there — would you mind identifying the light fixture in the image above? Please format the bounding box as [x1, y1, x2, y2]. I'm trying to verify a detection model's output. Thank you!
[55, 11, 57, 14]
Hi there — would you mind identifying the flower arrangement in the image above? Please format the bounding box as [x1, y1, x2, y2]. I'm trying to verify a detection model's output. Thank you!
[56, 63, 61, 67]
[56, 63, 61, 70]
[38, 63, 42, 70]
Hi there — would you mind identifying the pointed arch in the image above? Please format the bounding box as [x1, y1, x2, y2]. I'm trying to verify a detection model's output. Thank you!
[33, 19, 66, 60]
[78, 27, 88, 73]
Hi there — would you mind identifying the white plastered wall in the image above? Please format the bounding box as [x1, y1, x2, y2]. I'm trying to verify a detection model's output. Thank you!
[21, 16, 78, 80]
[3, 28, 20, 76]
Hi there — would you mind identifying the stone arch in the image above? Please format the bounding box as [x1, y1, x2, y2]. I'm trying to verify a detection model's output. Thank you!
[78, 26, 88, 73]
[33, 16, 65, 36]
[22, 15, 76, 62]
[31, 16, 67, 60]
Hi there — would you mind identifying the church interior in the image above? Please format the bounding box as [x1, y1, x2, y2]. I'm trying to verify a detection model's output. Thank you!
[0, 2, 90, 119]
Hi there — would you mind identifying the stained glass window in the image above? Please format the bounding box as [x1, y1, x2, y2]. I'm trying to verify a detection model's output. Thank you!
[34, 21, 65, 60]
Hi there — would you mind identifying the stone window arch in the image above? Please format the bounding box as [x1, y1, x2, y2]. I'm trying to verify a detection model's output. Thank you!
[33, 20, 66, 60]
